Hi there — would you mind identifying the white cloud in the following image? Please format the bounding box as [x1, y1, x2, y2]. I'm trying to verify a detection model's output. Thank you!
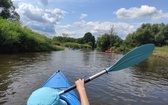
[151, 10, 168, 22]
[11, 0, 21, 8]
[17, 3, 67, 23]
[80, 13, 88, 19]
[11, 0, 20, 1]
[59, 24, 71, 28]
[0, 7, 3, 13]
[115, 5, 168, 21]
[54, 21, 137, 39]
[62, 30, 76, 37]
[113, 22, 137, 38]
[15, 3, 67, 35]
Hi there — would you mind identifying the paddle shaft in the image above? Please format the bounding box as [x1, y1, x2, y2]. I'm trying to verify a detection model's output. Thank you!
[59, 70, 107, 95]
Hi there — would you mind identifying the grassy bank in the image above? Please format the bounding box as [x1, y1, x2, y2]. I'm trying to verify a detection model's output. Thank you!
[62, 42, 92, 49]
[0, 18, 60, 53]
[153, 46, 168, 59]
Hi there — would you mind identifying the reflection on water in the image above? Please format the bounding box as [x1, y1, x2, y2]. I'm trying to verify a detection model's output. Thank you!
[0, 52, 53, 105]
[0, 50, 168, 105]
[135, 57, 168, 79]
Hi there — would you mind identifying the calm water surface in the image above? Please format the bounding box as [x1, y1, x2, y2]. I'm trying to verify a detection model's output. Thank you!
[0, 49, 168, 105]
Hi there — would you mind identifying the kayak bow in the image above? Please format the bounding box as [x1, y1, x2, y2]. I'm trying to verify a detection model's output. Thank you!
[42, 70, 80, 105]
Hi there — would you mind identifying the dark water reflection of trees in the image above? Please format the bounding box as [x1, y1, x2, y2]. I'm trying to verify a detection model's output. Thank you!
[134, 57, 168, 80]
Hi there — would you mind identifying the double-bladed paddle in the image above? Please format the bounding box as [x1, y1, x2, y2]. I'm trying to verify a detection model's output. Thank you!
[59, 44, 155, 95]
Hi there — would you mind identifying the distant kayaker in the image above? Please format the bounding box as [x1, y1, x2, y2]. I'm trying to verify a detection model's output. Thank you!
[75, 79, 90, 105]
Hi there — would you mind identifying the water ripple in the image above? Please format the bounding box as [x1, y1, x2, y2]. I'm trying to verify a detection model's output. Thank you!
[0, 50, 168, 105]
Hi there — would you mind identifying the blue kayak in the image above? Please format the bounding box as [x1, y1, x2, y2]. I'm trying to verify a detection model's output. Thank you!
[42, 70, 81, 105]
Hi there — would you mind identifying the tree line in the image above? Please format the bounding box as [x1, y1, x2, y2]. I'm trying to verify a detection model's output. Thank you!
[125, 23, 168, 48]
[53, 32, 95, 49]
[1, 16, 167, 53]
[96, 23, 168, 52]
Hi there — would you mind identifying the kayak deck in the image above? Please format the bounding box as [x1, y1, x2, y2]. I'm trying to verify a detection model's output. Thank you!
[42, 70, 80, 105]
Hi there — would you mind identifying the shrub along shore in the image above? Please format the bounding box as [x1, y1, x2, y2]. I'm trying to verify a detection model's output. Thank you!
[153, 46, 168, 59]
[0, 18, 61, 53]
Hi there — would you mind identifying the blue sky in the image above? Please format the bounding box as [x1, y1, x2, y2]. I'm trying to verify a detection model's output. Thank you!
[11, 0, 168, 39]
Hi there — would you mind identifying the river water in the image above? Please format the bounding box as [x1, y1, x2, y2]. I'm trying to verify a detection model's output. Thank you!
[0, 49, 168, 105]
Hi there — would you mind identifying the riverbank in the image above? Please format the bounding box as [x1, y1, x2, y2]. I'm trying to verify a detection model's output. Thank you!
[0, 18, 60, 53]
[106, 46, 168, 60]
[153, 46, 168, 59]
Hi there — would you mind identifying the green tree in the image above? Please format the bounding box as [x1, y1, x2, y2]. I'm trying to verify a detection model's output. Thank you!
[76, 37, 84, 44]
[96, 34, 111, 51]
[134, 23, 153, 45]
[53, 36, 76, 43]
[96, 32, 123, 51]
[124, 23, 168, 48]
[124, 33, 138, 48]
[83, 32, 95, 49]
[155, 25, 168, 46]
[109, 35, 123, 48]
[0, 0, 20, 21]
